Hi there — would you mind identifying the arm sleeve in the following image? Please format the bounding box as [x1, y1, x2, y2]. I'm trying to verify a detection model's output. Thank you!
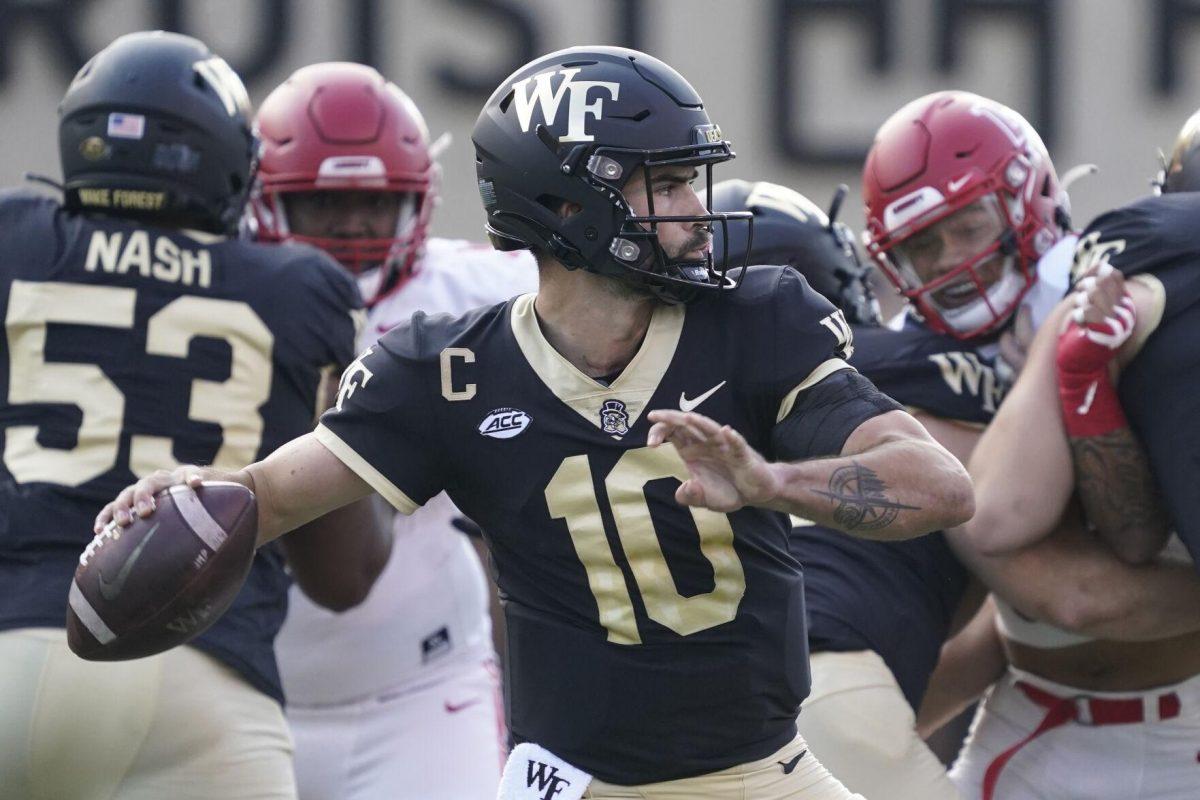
[760, 266, 898, 458]
[315, 335, 447, 514]
[770, 369, 902, 460]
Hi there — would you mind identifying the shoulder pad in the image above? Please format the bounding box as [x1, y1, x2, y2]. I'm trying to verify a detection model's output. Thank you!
[1074, 193, 1200, 282]
[377, 300, 510, 362]
[723, 264, 792, 307]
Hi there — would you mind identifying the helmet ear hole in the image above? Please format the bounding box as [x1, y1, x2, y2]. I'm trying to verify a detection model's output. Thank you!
[535, 194, 571, 216]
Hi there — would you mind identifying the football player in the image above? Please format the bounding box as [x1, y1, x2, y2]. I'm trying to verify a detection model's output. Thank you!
[0, 33, 389, 799]
[936, 108, 1200, 799]
[712, 176, 975, 799]
[713, 93, 1200, 800]
[97, 46, 973, 799]
[249, 62, 536, 800]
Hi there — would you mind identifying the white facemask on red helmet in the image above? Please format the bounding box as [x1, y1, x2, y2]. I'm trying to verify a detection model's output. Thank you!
[248, 62, 439, 302]
[863, 91, 1067, 339]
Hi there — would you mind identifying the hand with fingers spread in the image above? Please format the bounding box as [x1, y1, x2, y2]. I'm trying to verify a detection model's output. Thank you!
[93, 466, 213, 533]
[1056, 261, 1136, 438]
[646, 409, 781, 513]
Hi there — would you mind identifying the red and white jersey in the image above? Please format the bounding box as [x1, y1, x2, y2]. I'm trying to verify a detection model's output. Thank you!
[275, 239, 537, 705]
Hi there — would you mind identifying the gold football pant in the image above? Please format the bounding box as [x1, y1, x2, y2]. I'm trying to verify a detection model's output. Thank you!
[583, 732, 865, 799]
[796, 650, 963, 800]
[0, 627, 296, 800]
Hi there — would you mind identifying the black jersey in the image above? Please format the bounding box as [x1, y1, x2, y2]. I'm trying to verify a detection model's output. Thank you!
[0, 190, 360, 703]
[318, 265, 900, 784]
[1075, 192, 1200, 569]
[792, 322, 984, 709]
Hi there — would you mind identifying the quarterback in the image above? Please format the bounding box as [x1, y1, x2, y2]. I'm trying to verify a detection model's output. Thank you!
[98, 46, 972, 799]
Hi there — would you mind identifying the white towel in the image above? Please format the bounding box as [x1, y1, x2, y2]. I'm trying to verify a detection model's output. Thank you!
[497, 742, 592, 800]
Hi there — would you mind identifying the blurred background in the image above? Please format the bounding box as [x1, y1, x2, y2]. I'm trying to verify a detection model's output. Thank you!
[3, 0, 1200, 247]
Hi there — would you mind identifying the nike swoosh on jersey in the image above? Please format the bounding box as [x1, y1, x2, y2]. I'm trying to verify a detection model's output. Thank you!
[1076, 379, 1099, 415]
[97, 522, 161, 602]
[679, 381, 726, 412]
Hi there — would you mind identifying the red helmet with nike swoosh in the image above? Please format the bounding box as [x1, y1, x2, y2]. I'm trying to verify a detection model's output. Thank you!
[249, 62, 439, 296]
[863, 91, 1067, 339]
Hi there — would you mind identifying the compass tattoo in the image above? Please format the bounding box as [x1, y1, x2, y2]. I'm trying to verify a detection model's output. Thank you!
[811, 462, 921, 531]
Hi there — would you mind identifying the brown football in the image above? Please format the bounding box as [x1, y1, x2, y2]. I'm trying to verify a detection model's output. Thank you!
[67, 481, 257, 661]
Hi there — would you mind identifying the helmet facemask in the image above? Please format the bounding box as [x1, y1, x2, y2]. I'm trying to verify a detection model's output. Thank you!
[276, 191, 423, 271]
[873, 191, 1035, 339]
[604, 144, 753, 303]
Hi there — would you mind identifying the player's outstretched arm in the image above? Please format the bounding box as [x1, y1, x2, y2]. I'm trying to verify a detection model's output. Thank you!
[94, 431, 374, 547]
[646, 407, 973, 541]
[954, 301, 1075, 555]
[950, 508, 1200, 641]
[1057, 267, 1171, 564]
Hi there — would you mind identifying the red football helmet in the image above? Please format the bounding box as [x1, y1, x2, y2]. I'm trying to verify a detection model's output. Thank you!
[249, 62, 438, 295]
[863, 91, 1066, 339]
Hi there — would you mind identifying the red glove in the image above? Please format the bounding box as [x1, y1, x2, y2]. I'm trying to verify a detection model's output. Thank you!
[1056, 283, 1136, 438]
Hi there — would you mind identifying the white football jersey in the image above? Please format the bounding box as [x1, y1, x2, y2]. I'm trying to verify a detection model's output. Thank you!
[275, 239, 538, 705]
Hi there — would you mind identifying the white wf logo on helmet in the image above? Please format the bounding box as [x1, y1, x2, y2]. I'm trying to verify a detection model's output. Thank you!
[511, 68, 620, 143]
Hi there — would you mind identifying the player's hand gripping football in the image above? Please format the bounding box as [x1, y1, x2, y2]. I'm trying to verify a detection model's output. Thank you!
[94, 465, 212, 532]
[646, 409, 781, 512]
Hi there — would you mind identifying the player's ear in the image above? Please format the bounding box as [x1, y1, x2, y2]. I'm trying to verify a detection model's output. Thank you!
[557, 201, 583, 219]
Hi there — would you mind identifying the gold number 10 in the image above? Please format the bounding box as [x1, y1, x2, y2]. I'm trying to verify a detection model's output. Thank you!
[545, 446, 746, 645]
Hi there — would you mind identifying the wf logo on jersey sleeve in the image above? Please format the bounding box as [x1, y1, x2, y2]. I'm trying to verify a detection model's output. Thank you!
[336, 346, 376, 411]
[511, 68, 620, 143]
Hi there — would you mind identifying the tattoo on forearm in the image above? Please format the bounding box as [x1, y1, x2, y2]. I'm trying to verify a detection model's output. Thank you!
[811, 462, 921, 531]
[1070, 430, 1170, 548]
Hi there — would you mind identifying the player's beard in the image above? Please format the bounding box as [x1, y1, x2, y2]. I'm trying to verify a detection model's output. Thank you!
[597, 271, 657, 301]
[666, 228, 713, 266]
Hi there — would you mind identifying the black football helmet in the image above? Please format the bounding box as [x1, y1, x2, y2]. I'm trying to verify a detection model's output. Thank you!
[472, 46, 752, 303]
[1154, 107, 1200, 194]
[711, 180, 881, 325]
[58, 31, 256, 235]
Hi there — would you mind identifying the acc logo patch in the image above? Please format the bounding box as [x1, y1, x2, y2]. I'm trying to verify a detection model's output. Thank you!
[478, 407, 531, 439]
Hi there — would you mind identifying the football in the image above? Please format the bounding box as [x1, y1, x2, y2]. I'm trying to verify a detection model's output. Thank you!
[67, 481, 258, 661]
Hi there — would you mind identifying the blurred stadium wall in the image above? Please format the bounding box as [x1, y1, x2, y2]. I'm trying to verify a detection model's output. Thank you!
[3, 0, 1200, 240]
